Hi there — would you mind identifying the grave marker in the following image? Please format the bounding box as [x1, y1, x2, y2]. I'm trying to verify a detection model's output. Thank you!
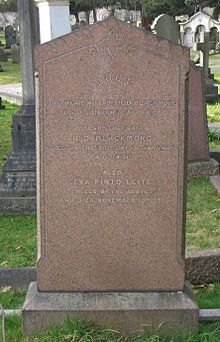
[152, 14, 180, 44]
[11, 44, 20, 64]
[5, 25, 16, 49]
[23, 18, 198, 337]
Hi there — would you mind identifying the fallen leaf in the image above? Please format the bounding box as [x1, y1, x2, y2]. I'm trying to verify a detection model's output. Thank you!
[0, 286, 11, 293]
[0, 261, 8, 266]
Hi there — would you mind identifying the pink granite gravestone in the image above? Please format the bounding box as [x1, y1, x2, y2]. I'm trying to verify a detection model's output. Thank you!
[188, 63, 209, 162]
[23, 18, 198, 337]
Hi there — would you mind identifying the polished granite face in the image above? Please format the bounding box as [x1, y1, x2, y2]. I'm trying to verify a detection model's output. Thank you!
[35, 17, 189, 292]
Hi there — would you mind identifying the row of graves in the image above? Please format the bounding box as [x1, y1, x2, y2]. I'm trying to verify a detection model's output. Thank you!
[0, 5, 220, 339]
[0, 25, 20, 65]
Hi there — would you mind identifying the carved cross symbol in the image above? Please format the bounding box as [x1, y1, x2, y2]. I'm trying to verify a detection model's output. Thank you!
[100, 30, 125, 59]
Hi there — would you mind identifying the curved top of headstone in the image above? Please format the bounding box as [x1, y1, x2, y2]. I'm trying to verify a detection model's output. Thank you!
[5, 25, 14, 34]
[35, 17, 188, 71]
[151, 14, 180, 44]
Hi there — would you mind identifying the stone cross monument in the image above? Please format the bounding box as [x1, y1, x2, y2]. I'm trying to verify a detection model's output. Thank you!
[0, 0, 36, 213]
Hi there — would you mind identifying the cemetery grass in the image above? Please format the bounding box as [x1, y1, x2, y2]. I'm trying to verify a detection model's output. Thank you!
[0, 214, 36, 267]
[186, 177, 220, 251]
[1, 316, 220, 341]
[209, 53, 220, 61]
[0, 59, 21, 84]
[207, 102, 220, 123]
[0, 31, 5, 45]
[209, 140, 220, 150]
[207, 56, 220, 122]
[0, 101, 20, 170]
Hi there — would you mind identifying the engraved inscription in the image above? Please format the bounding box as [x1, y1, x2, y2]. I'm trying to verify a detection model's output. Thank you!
[46, 95, 178, 206]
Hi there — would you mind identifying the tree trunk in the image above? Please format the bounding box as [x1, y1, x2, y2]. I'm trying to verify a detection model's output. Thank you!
[74, 11, 79, 24]
[85, 11, 90, 25]
[141, 14, 152, 31]
[92, 1, 97, 22]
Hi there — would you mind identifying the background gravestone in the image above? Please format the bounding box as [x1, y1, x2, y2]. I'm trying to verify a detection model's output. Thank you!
[188, 63, 209, 162]
[152, 14, 180, 44]
[196, 33, 219, 103]
[11, 44, 20, 64]
[23, 18, 198, 337]
[0, 46, 8, 62]
[5, 25, 16, 49]
[152, 14, 219, 178]
[0, 0, 36, 214]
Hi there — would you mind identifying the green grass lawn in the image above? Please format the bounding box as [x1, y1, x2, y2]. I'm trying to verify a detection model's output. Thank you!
[195, 282, 220, 309]
[0, 31, 5, 45]
[207, 55, 220, 122]
[0, 314, 220, 341]
[0, 214, 37, 267]
[186, 177, 220, 251]
[209, 140, 220, 150]
[207, 102, 220, 122]
[0, 36, 21, 84]
[0, 59, 21, 84]
[209, 53, 220, 61]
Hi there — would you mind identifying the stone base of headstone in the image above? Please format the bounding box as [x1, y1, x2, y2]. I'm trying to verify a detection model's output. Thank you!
[23, 282, 198, 338]
[210, 150, 220, 165]
[187, 158, 219, 180]
[0, 105, 36, 213]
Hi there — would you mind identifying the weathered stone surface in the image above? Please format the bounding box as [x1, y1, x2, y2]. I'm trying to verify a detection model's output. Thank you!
[187, 158, 219, 180]
[0, 197, 36, 214]
[5, 25, 16, 49]
[35, 18, 189, 292]
[188, 64, 209, 162]
[0, 268, 36, 290]
[0, 0, 36, 214]
[199, 309, 220, 321]
[209, 150, 220, 169]
[0, 172, 36, 196]
[185, 249, 220, 285]
[152, 14, 180, 44]
[210, 175, 220, 195]
[23, 282, 198, 337]
[0, 106, 36, 213]
[11, 44, 20, 64]
[0, 47, 8, 62]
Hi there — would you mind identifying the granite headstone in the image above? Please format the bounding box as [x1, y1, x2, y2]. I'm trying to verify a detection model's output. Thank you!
[23, 18, 198, 337]
[5, 25, 16, 49]
[0, 47, 8, 62]
[188, 63, 209, 162]
[36, 19, 189, 293]
[152, 14, 180, 44]
[11, 44, 20, 64]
